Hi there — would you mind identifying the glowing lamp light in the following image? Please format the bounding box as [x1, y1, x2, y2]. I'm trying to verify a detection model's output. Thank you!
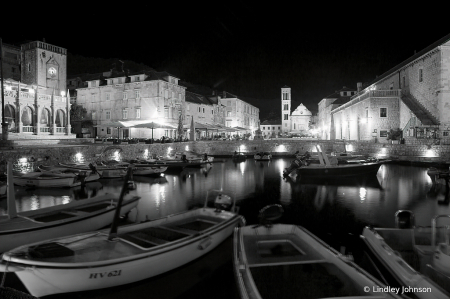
[239, 144, 246, 152]
[185, 145, 189, 151]
[19, 157, 27, 163]
[5, 85, 12, 91]
[60, 91, 66, 97]
[425, 149, 435, 158]
[346, 144, 354, 152]
[75, 152, 84, 163]
[113, 151, 120, 161]
[143, 149, 148, 158]
[276, 144, 286, 152]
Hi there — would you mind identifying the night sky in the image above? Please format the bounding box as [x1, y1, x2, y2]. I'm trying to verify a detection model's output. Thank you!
[3, 4, 449, 118]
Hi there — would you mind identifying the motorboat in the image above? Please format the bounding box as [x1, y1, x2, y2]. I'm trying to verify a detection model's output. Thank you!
[130, 164, 168, 176]
[361, 210, 450, 299]
[254, 152, 272, 161]
[0, 189, 244, 297]
[283, 145, 383, 177]
[233, 205, 403, 299]
[0, 162, 140, 253]
[58, 162, 127, 179]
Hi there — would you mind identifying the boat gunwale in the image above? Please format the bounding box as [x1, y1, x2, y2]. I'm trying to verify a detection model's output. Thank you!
[3, 210, 243, 269]
[0, 196, 140, 235]
[361, 226, 450, 297]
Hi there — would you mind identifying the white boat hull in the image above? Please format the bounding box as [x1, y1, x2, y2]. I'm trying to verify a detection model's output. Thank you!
[132, 165, 168, 176]
[0, 197, 140, 253]
[13, 176, 81, 188]
[362, 227, 450, 299]
[2, 208, 243, 297]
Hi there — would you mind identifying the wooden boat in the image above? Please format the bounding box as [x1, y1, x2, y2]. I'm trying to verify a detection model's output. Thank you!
[130, 164, 168, 176]
[0, 189, 244, 297]
[361, 211, 450, 299]
[37, 164, 101, 182]
[58, 162, 127, 178]
[0, 162, 140, 253]
[284, 172, 383, 189]
[254, 152, 272, 161]
[13, 172, 85, 188]
[283, 145, 383, 177]
[234, 205, 402, 299]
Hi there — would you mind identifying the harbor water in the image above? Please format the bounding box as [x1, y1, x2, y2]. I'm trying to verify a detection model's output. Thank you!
[1, 158, 449, 298]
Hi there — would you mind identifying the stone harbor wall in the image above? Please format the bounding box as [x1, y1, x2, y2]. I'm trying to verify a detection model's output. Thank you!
[0, 139, 449, 173]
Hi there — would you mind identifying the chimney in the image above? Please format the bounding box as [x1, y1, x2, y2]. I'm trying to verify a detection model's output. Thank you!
[357, 82, 362, 92]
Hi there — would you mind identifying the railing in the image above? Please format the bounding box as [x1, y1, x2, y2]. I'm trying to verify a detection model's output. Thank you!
[40, 127, 50, 133]
[56, 127, 65, 133]
[3, 90, 67, 102]
[22, 126, 34, 133]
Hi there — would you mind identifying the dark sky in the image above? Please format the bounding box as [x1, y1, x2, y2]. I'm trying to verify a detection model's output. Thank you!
[3, 4, 449, 118]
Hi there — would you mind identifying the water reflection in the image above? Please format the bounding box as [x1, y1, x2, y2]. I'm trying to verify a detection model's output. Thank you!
[2, 160, 449, 234]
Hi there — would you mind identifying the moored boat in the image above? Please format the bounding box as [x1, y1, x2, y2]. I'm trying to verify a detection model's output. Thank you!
[0, 163, 140, 253]
[13, 172, 84, 188]
[0, 189, 244, 297]
[283, 145, 383, 177]
[361, 211, 450, 299]
[254, 152, 272, 161]
[234, 205, 403, 299]
[37, 164, 101, 182]
[58, 162, 127, 179]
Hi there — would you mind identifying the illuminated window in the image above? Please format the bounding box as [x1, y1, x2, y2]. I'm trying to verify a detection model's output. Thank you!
[106, 111, 111, 119]
[136, 108, 141, 119]
[419, 68, 423, 82]
[122, 109, 128, 119]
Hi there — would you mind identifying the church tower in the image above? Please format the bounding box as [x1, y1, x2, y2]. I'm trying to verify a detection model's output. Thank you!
[21, 40, 67, 95]
[281, 86, 291, 133]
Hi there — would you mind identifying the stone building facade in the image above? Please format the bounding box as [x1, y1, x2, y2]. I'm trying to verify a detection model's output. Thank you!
[220, 91, 260, 134]
[1, 40, 72, 138]
[280, 86, 312, 134]
[320, 33, 450, 144]
[318, 86, 357, 140]
[76, 70, 186, 139]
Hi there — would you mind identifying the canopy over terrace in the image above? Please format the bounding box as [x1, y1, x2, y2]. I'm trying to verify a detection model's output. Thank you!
[134, 121, 177, 139]
[94, 121, 134, 138]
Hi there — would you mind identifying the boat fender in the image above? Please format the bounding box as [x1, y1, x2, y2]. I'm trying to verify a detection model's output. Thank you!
[198, 237, 212, 250]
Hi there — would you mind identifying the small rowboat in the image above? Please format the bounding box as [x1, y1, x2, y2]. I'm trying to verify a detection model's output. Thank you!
[234, 205, 403, 299]
[37, 165, 101, 183]
[13, 172, 84, 188]
[361, 210, 450, 299]
[0, 189, 244, 297]
[0, 162, 140, 253]
[58, 162, 127, 179]
[131, 164, 168, 176]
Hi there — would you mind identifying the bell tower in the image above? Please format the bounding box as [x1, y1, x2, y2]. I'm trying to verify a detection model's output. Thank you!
[281, 86, 291, 133]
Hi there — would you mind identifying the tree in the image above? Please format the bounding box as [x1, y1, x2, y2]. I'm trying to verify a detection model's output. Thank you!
[70, 104, 87, 122]
[177, 114, 184, 141]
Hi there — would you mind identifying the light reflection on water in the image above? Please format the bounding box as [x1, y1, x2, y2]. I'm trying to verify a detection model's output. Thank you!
[2, 160, 450, 231]
[3, 159, 450, 299]
[2, 159, 449, 234]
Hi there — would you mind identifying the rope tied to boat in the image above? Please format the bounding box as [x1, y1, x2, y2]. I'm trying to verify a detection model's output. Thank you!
[0, 261, 40, 299]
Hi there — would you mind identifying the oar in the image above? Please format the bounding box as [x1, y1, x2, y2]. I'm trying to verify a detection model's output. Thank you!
[108, 165, 133, 241]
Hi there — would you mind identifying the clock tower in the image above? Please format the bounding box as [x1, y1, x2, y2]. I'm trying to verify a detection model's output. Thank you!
[281, 86, 291, 133]
[21, 40, 67, 95]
